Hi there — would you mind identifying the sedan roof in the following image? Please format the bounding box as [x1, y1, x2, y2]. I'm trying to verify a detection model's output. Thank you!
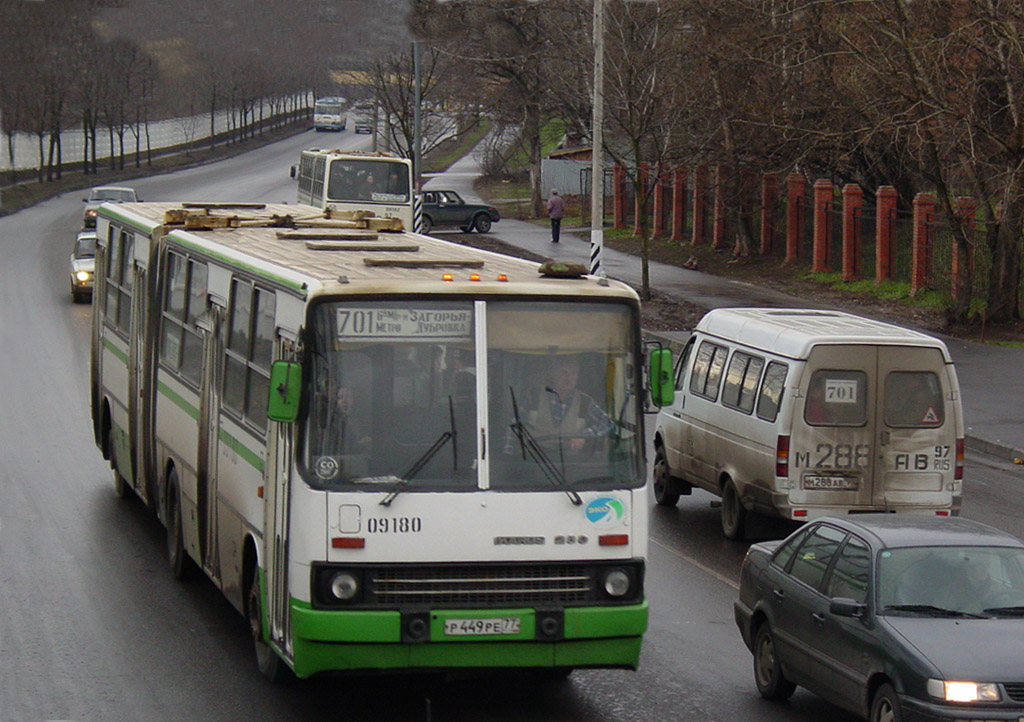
[817, 514, 1024, 549]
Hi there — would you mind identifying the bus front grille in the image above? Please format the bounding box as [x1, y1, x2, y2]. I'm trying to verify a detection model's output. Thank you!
[371, 564, 592, 606]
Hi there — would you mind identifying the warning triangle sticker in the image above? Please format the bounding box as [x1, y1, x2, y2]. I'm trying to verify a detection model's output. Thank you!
[921, 406, 940, 424]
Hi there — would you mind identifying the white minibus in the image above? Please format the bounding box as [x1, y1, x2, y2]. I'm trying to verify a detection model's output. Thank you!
[649, 308, 964, 539]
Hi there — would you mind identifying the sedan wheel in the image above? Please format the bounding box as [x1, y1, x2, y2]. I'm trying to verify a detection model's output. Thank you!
[753, 624, 796, 700]
[870, 683, 902, 722]
[653, 447, 680, 507]
[473, 214, 492, 233]
[420, 216, 433, 235]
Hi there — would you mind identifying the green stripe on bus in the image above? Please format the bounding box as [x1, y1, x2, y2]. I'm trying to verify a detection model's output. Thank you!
[103, 337, 129, 364]
[169, 234, 308, 294]
[157, 380, 200, 420]
[218, 426, 265, 473]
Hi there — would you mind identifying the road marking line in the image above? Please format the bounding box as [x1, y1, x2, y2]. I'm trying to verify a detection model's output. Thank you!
[650, 537, 740, 590]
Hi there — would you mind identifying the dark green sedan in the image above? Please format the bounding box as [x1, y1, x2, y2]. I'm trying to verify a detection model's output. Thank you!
[419, 190, 500, 234]
[735, 515, 1024, 721]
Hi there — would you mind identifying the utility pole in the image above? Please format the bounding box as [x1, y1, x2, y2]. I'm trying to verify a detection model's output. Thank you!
[589, 0, 605, 277]
[413, 39, 423, 192]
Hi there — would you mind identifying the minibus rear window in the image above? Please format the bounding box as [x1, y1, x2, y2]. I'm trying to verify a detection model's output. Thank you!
[804, 369, 868, 427]
[884, 371, 944, 427]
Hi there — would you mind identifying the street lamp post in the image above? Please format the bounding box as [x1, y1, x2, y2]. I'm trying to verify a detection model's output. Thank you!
[589, 0, 605, 277]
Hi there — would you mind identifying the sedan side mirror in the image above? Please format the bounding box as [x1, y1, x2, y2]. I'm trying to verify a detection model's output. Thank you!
[830, 597, 867, 618]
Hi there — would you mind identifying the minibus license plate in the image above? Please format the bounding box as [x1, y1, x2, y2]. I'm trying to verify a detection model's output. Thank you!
[804, 475, 858, 490]
[444, 618, 521, 636]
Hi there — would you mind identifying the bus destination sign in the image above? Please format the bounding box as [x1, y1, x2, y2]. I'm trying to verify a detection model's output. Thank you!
[336, 307, 472, 342]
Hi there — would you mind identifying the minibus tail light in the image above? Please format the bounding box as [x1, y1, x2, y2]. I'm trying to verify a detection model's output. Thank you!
[776, 436, 790, 478]
[954, 438, 964, 480]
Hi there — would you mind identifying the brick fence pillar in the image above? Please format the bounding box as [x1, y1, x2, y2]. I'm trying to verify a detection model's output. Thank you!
[671, 166, 687, 243]
[841, 183, 863, 281]
[652, 163, 666, 237]
[634, 162, 649, 236]
[875, 185, 898, 284]
[785, 173, 805, 263]
[613, 163, 626, 229]
[911, 192, 935, 296]
[712, 165, 729, 249]
[760, 172, 779, 255]
[953, 196, 977, 303]
[692, 165, 708, 245]
[812, 178, 833, 272]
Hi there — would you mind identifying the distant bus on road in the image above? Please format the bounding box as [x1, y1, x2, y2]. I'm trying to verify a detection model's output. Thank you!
[313, 96, 347, 132]
[296, 149, 414, 231]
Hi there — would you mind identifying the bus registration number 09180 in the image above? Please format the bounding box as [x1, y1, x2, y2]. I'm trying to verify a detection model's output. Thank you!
[443, 618, 521, 636]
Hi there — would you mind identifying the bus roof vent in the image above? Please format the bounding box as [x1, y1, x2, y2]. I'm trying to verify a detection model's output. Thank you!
[538, 261, 588, 278]
[364, 259, 485, 269]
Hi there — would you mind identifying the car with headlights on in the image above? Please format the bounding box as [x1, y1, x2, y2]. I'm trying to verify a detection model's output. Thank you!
[735, 514, 1024, 722]
[70, 230, 96, 302]
[82, 185, 138, 228]
[420, 189, 500, 234]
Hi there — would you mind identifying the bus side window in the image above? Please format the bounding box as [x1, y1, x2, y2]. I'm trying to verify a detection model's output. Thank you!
[756, 361, 788, 422]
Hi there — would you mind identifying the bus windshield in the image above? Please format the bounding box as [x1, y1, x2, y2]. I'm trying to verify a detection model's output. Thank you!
[315, 100, 343, 115]
[300, 299, 643, 493]
[327, 159, 410, 204]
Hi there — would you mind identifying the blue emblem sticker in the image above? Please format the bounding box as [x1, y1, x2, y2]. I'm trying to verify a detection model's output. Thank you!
[585, 496, 626, 526]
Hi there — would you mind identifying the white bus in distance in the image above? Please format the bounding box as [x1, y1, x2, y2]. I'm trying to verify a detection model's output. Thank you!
[90, 200, 649, 681]
[313, 96, 347, 132]
[296, 149, 413, 232]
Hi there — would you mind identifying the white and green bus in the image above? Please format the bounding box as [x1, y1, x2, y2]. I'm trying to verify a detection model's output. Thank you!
[296, 149, 414, 232]
[90, 200, 649, 680]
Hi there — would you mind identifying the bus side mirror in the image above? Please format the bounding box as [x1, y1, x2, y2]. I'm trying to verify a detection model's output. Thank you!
[648, 348, 674, 407]
[268, 361, 301, 423]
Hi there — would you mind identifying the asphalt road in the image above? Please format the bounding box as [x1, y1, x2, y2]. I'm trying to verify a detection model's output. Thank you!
[1, 128, 1022, 722]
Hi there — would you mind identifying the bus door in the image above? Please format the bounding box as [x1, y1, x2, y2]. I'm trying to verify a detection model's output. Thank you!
[264, 337, 296, 654]
[129, 260, 156, 505]
[196, 303, 224, 578]
[791, 345, 878, 509]
[875, 346, 954, 508]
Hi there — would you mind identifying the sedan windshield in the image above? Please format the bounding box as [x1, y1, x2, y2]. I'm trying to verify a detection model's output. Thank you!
[299, 299, 642, 494]
[879, 545, 1024, 616]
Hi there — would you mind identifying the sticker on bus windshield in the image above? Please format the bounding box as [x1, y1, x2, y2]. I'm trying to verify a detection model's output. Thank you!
[371, 192, 406, 203]
[336, 308, 472, 342]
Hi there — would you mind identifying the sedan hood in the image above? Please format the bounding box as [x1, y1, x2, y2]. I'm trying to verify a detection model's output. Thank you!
[887, 616, 1024, 680]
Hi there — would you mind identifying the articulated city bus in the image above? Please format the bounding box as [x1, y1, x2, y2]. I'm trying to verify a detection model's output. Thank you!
[90, 200, 649, 680]
[296, 148, 414, 231]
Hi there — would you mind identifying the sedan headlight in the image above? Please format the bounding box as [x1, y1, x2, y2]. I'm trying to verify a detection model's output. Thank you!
[76, 271, 92, 282]
[927, 678, 1001, 702]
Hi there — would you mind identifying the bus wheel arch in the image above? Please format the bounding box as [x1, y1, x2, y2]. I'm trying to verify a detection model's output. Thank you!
[245, 552, 293, 683]
[165, 464, 197, 580]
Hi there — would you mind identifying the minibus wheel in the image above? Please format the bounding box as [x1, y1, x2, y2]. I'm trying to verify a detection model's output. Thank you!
[653, 447, 680, 506]
[721, 478, 746, 540]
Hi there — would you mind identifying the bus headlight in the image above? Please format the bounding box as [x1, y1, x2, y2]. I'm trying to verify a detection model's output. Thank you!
[76, 271, 92, 282]
[602, 568, 632, 598]
[329, 571, 360, 601]
[927, 679, 1001, 702]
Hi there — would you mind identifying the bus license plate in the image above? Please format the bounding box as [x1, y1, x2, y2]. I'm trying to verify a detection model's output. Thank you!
[443, 617, 521, 636]
[804, 475, 859, 490]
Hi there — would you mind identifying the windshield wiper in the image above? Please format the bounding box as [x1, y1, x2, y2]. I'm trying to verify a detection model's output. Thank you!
[884, 604, 987, 619]
[509, 387, 582, 506]
[380, 397, 457, 507]
[983, 605, 1024, 616]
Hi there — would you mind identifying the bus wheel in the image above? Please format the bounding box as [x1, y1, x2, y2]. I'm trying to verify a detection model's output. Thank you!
[166, 470, 197, 580]
[721, 478, 746, 540]
[653, 447, 680, 507]
[248, 573, 293, 683]
[107, 426, 130, 499]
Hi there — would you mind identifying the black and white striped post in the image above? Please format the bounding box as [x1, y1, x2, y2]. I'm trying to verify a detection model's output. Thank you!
[589, 0, 606, 277]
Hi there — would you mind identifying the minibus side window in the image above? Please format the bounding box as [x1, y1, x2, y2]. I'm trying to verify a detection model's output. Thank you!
[805, 369, 868, 426]
[884, 371, 944, 427]
[673, 337, 695, 390]
[689, 341, 728, 401]
[722, 351, 765, 414]
[756, 361, 788, 422]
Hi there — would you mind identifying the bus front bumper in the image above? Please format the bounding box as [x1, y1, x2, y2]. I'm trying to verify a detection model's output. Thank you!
[287, 599, 648, 678]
